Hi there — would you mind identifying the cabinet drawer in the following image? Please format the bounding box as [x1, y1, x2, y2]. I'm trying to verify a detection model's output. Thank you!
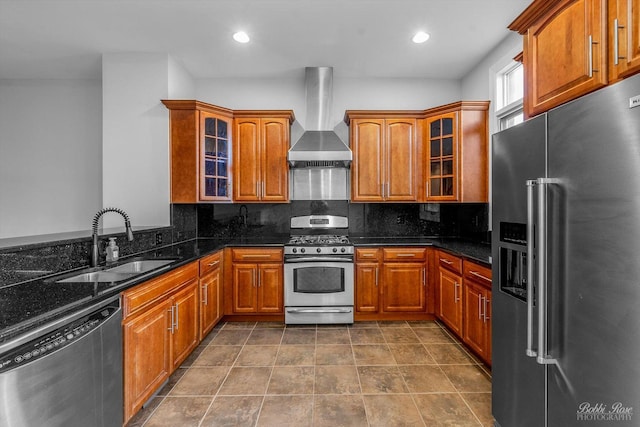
[123, 262, 198, 318]
[199, 251, 222, 276]
[382, 247, 427, 262]
[437, 250, 462, 274]
[232, 248, 283, 262]
[356, 248, 380, 262]
[463, 260, 492, 289]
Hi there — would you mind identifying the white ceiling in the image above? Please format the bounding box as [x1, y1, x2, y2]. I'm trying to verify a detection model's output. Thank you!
[0, 0, 530, 80]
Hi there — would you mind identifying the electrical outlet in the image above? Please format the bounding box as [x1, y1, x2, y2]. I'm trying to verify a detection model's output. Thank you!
[396, 215, 405, 224]
[155, 232, 163, 245]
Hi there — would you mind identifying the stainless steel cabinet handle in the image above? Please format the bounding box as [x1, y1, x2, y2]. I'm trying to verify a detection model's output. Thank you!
[168, 306, 175, 333]
[614, 19, 626, 65]
[526, 179, 537, 358]
[203, 283, 209, 306]
[262, 181, 265, 199]
[242, 254, 272, 259]
[207, 260, 220, 267]
[469, 271, 491, 282]
[425, 181, 429, 198]
[484, 297, 490, 322]
[257, 182, 260, 198]
[375, 267, 379, 287]
[174, 303, 179, 331]
[440, 258, 453, 265]
[588, 35, 599, 77]
[454, 281, 460, 302]
[422, 268, 426, 287]
[478, 294, 483, 320]
[397, 253, 416, 258]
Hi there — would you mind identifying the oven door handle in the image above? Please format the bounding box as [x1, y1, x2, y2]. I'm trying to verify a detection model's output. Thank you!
[286, 308, 353, 314]
[285, 257, 353, 263]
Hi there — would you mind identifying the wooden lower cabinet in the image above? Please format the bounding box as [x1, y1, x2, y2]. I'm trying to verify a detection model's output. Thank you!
[434, 250, 493, 365]
[122, 299, 172, 423]
[122, 262, 199, 424]
[199, 251, 223, 340]
[230, 248, 283, 314]
[355, 247, 427, 318]
[462, 261, 492, 365]
[437, 265, 463, 336]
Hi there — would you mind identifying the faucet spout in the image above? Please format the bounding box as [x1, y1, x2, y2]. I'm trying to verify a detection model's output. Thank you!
[239, 204, 248, 226]
[91, 207, 134, 267]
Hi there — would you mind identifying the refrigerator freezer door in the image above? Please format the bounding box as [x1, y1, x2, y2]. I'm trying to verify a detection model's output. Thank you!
[492, 114, 548, 427]
[545, 74, 640, 426]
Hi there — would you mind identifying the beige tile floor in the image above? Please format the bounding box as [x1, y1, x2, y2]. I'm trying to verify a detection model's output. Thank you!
[126, 320, 493, 427]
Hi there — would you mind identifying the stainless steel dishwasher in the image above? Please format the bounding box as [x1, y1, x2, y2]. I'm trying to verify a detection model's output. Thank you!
[0, 295, 123, 427]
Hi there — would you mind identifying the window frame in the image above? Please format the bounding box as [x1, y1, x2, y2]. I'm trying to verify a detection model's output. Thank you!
[495, 61, 524, 131]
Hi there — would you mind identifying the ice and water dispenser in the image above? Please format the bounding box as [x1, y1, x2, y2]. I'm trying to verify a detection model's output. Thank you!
[499, 222, 529, 301]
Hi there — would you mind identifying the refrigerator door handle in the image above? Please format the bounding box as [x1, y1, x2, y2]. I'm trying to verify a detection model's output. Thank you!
[526, 179, 538, 358]
[536, 177, 559, 365]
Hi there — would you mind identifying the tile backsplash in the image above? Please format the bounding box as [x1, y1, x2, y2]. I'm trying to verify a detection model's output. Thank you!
[0, 201, 488, 287]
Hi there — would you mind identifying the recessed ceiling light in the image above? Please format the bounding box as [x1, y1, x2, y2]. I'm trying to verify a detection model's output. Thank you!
[412, 31, 430, 44]
[233, 31, 250, 43]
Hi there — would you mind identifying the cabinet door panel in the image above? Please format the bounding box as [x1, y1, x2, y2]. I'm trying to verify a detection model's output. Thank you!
[258, 264, 283, 313]
[382, 263, 425, 312]
[261, 119, 289, 201]
[233, 264, 258, 312]
[526, 0, 607, 116]
[352, 119, 384, 201]
[356, 263, 379, 313]
[123, 300, 171, 421]
[612, 0, 640, 79]
[386, 119, 418, 201]
[234, 119, 261, 200]
[463, 282, 486, 358]
[438, 268, 463, 335]
[171, 282, 200, 370]
[200, 267, 221, 340]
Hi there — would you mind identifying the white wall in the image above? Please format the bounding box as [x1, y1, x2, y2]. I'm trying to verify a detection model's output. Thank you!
[0, 79, 102, 238]
[461, 32, 523, 137]
[101, 53, 195, 229]
[197, 75, 461, 133]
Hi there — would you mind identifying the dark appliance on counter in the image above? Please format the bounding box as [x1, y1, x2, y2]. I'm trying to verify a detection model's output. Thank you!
[0, 296, 123, 427]
[284, 214, 354, 324]
[492, 73, 640, 426]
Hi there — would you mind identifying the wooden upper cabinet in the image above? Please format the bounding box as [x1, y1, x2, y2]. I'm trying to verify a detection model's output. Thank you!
[526, 0, 607, 117]
[350, 119, 384, 201]
[610, 0, 640, 82]
[233, 111, 294, 202]
[347, 113, 419, 202]
[423, 102, 489, 203]
[162, 100, 233, 203]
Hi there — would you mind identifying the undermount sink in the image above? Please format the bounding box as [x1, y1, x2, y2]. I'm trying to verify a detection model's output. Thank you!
[105, 259, 175, 274]
[55, 259, 177, 284]
[56, 271, 136, 283]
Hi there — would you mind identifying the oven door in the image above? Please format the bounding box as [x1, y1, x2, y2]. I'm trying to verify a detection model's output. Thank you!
[284, 259, 354, 307]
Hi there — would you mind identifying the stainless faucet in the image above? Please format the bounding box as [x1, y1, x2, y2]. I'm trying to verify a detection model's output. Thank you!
[239, 204, 248, 227]
[91, 207, 134, 267]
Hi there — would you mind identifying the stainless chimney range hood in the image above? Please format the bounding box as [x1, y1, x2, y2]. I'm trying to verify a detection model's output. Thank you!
[287, 67, 352, 169]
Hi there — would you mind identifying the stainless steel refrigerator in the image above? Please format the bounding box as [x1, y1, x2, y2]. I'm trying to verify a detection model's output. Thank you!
[492, 73, 640, 427]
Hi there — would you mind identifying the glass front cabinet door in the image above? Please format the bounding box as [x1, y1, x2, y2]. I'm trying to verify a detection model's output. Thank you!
[163, 100, 234, 203]
[426, 112, 458, 201]
[201, 112, 231, 201]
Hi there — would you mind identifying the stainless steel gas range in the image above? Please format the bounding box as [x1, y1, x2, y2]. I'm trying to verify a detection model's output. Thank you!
[284, 215, 354, 324]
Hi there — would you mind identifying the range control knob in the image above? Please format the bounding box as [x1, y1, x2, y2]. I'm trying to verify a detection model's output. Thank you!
[316, 248, 322, 253]
[301, 248, 306, 253]
[333, 248, 338, 253]
[341, 247, 346, 253]
[292, 248, 297, 253]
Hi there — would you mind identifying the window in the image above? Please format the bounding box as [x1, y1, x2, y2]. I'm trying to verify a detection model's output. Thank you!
[496, 62, 524, 130]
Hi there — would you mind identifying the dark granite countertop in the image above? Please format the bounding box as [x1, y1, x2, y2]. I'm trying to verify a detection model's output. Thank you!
[351, 237, 491, 265]
[0, 234, 489, 345]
